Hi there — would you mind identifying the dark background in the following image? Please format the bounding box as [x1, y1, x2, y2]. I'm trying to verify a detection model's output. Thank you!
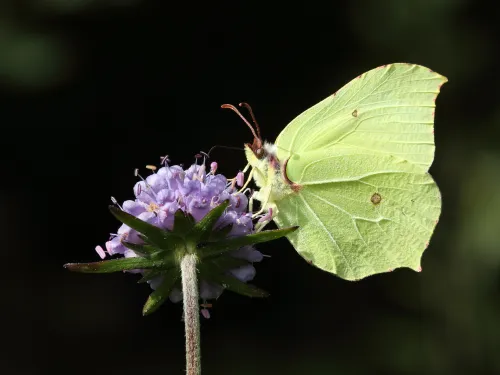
[2, 1, 500, 374]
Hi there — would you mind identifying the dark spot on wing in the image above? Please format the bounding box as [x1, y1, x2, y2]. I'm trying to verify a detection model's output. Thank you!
[352, 109, 358, 117]
[371, 193, 382, 205]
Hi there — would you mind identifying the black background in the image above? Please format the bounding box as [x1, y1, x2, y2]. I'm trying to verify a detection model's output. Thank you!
[2, 1, 500, 374]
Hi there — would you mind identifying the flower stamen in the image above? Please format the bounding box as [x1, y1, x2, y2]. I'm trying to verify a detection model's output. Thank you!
[134, 168, 157, 198]
[147, 202, 160, 213]
[111, 196, 123, 210]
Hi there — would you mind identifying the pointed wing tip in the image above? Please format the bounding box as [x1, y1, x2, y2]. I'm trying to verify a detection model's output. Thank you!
[385, 62, 448, 81]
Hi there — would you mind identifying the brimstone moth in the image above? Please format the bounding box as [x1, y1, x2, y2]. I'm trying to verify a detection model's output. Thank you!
[223, 63, 447, 281]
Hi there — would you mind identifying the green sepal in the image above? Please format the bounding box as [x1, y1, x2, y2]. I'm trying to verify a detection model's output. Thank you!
[121, 241, 183, 270]
[209, 223, 233, 241]
[142, 269, 180, 316]
[64, 257, 165, 273]
[172, 209, 195, 235]
[109, 206, 173, 248]
[198, 226, 299, 259]
[137, 233, 153, 245]
[198, 263, 269, 298]
[190, 200, 230, 242]
[121, 241, 159, 258]
[209, 255, 250, 271]
[137, 269, 170, 284]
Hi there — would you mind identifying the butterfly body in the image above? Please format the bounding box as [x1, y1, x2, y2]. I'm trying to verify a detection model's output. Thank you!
[244, 142, 298, 214]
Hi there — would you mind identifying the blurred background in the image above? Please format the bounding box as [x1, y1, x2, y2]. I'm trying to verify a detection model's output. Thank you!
[2, 0, 499, 374]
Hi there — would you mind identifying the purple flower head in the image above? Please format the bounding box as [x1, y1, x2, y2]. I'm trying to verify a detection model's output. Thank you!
[96, 159, 263, 308]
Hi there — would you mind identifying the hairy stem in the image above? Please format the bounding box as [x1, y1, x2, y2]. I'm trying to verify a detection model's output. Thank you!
[181, 254, 201, 375]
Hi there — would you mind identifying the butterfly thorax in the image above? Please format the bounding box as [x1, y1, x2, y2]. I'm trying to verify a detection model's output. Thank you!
[244, 142, 300, 211]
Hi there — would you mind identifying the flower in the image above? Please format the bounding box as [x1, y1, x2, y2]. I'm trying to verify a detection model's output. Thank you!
[96, 159, 264, 304]
[65, 155, 297, 317]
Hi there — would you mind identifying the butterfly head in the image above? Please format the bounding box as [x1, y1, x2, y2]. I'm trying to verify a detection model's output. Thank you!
[247, 133, 265, 160]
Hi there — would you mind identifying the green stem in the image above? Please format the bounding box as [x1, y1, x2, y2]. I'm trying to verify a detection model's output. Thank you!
[181, 254, 201, 375]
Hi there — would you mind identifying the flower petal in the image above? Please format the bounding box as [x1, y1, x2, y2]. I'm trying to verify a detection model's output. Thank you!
[199, 280, 224, 300]
[230, 246, 263, 263]
[123, 200, 147, 216]
[169, 287, 182, 303]
[147, 275, 164, 291]
[229, 265, 256, 282]
[201, 309, 211, 319]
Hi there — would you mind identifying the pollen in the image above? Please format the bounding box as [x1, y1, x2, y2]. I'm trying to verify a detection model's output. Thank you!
[147, 202, 160, 212]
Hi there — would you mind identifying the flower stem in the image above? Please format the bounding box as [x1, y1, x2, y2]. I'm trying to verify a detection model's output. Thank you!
[181, 254, 201, 375]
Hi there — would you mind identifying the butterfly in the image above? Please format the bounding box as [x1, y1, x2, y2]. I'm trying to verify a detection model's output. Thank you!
[223, 63, 447, 281]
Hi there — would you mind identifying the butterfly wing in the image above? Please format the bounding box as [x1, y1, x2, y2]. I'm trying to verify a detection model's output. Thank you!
[271, 63, 446, 280]
[275, 64, 447, 171]
[273, 147, 441, 280]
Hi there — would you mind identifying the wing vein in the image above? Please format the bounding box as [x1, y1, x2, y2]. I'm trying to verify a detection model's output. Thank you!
[297, 193, 355, 277]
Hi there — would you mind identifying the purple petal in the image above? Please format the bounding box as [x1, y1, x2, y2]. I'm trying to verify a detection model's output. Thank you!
[137, 211, 157, 223]
[122, 200, 147, 216]
[230, 193, 248, 214]
[133, 181, 155, 204]
[185, 164, 200, 180]
[199, 280, 224, 300]
[201, 309, 211, 319]
[219, 211, 237, 227]
[156, 166, 170, 176]
[188, 198, 211, 222]
[229, 265, 256, 282]
[230, 246, 263, 263]
[229, 214, 253, 236]
[156, 189, 176, 205]
[147, 276, 164, 291]
[206, 175, 227, 192]
[180, 179, 201, 196]
[106, 237, 126, 255]
[145, 173, 163, 191]
[159, 202, 179, 230]
[169, 288, 182, 303]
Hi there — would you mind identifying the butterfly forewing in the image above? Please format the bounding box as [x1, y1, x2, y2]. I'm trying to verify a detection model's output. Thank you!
[275, 63, 446, 172]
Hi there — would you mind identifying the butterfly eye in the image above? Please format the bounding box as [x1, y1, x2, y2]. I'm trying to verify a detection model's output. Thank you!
[256, 148, 264, 158]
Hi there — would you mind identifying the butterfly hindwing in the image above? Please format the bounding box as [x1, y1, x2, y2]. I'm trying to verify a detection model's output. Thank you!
[273, 148, 441, 280]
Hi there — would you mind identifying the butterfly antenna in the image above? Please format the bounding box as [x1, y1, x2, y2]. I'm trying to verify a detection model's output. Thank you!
[239, 102, 262, 139]
[221, 104, 260, 141]
[205, 144, 245, 158]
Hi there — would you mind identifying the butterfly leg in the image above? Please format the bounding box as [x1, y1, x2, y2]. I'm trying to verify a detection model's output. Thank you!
[249, 188, 267, 216]
[251, 185, 275, 218]
[255, 205, 277, 232]
[238, 168, 254, 193]
[242, 162, 251, 173]
[248, 189, 259, 214]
